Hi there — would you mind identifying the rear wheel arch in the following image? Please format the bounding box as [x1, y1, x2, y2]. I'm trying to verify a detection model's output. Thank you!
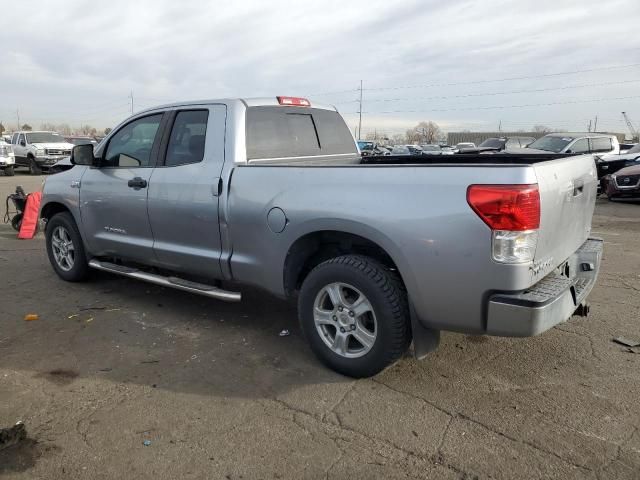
[283, 230, 407, 297]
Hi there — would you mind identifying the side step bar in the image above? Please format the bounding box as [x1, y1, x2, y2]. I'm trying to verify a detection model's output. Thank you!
[88, 259, 241, 302]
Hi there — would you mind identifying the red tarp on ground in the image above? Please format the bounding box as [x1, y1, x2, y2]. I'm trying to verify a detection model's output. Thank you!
[18, 191, 42, 239]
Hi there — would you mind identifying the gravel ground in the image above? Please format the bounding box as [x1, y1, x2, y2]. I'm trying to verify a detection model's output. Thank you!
[0, 172, 639, 479]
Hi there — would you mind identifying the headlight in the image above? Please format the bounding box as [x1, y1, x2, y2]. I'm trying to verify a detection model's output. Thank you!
[36, 149, 46, 156]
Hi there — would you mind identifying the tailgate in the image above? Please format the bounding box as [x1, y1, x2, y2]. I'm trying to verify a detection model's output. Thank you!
[533, 154, 598, 270]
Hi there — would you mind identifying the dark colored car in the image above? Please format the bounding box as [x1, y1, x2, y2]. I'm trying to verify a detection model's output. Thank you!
[602, 163, 640, 200]
[596, 143, 640, 179]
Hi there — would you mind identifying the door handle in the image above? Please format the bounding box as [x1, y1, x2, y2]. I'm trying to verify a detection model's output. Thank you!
[572, 181, 584, 197]
[128, 177, 148, 189]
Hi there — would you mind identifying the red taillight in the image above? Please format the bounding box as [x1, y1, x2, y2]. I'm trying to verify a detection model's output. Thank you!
[277, 96, 311, 107]
[467, 184, 540, 231]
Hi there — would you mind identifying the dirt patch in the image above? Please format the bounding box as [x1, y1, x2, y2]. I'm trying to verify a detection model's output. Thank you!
[36, 369, 80, 385]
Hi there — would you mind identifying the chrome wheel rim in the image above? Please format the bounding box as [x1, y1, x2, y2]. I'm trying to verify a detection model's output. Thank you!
[51, 226, 75, 272]
[313, 282, 377, 359]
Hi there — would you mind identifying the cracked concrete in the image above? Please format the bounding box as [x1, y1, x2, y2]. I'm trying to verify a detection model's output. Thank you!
[1, 175, 639, 479]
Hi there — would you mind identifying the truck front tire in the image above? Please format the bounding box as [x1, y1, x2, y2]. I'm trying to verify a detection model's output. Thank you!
[298, 255, 411, 377]
[28, 156, 42, 175]
[45, 212, 89, 282]
[3, 166, 14, 176]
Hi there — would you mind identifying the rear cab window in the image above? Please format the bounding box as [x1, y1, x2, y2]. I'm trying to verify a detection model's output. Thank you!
[590, 137, 613, 153]
[245, 107, 357, 162]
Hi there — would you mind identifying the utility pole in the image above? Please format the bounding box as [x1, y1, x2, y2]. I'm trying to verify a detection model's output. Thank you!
[16, 109, 20, 129]
[593, 115, 598, 132]
[129, 90, 134, 114]
[357, 80, 363, 140]
[588, 120, 592, 132]
[498, 120, 502, 132]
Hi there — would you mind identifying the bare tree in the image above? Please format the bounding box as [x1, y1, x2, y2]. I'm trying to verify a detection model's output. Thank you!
[104, 128, 112, 135]
[365, 131, 390, 143]
[406, 121, 442, 144]
[533, 125, 552, 134]
[79, 124, 96, 136]
[21, 124, 32, 131]
[390, 133, 405, 145]
[0, 122, 4, 136]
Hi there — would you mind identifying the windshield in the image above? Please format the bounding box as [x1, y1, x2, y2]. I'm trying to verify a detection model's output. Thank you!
[357, 141, 374, 151]
[26, 132, 67, 144]
[527, 136, 574, 153]
[478, 138, 505, 148]
[422, 145, 440, 151]
[67, 137, 96, 146]
[625, 143, 640, 154]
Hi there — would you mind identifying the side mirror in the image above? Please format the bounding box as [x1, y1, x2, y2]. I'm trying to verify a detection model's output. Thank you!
[565, 149, 572, 154]
[70, 144, 96, 166]
[20, 140, 26, 146]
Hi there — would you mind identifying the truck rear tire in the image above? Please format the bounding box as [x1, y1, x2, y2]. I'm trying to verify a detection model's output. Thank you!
[45, 212, 89, 282]
[3, 166, 14, 176]
[28, 156, 42, 175]
[298, 255, 411, 378]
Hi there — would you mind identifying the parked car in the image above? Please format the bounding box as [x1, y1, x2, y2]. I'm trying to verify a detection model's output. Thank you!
[454, 142, 476, 151]
[65, 136, 98, 146]
[39, 95, 602, 378]
[440, 146, 455, 155]
[477, 136, 536, 151]
[601, 163, 640, 200]
[0, 141, 15, 176]
[419, 144, 442, 155]
[390, 145, 423, 155]
[514, 133, 620, 155]
[357, 141, 388, 157]
[595, 143, 640, 179]
[11, 131, 74, 174]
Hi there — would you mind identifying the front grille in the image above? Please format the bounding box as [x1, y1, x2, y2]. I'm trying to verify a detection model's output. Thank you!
[45, 149, 71, 156]
[615, 174, 640, 188]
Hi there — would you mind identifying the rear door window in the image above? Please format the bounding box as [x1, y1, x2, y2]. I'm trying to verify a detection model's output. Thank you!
[246, 107, 356, 160]
[569, 138, 589, 153]
[590, 137, 613, 153]
[165, 110, 209, 166]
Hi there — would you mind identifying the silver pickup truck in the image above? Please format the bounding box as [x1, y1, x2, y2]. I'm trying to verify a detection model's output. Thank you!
[39, 96, 603, 377]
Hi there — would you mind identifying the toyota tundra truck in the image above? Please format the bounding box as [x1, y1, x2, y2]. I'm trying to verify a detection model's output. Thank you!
[39, 96, 603, 377]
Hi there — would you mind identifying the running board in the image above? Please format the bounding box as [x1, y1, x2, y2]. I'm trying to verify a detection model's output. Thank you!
[88, 259, 241, 302]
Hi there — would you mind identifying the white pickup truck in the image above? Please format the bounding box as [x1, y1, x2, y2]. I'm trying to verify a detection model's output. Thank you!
[11, 131, 74, 174]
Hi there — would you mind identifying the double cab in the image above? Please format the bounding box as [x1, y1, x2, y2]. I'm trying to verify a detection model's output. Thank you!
[40, 96, 603, 377]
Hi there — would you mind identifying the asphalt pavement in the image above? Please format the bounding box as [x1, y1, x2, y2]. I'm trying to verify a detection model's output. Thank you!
[0, 171, 639, 479]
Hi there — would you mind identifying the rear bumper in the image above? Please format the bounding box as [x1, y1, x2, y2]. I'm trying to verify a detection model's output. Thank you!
[486, 238, 603, 337]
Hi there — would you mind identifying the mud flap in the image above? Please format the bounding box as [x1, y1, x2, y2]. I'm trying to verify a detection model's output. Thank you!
[409, 302, 440, 360]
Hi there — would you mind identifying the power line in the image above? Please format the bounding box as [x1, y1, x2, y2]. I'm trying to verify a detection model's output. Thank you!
[333, 79, 640, 105]
[310, 62, 640, 97]
[339, 94, 640, 115]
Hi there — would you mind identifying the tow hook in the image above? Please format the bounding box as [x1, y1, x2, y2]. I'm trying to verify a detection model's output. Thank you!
[574, 302, 590, 317]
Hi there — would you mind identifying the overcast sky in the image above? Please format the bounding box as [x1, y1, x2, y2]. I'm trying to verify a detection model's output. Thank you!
[1, 0, 639, 135]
